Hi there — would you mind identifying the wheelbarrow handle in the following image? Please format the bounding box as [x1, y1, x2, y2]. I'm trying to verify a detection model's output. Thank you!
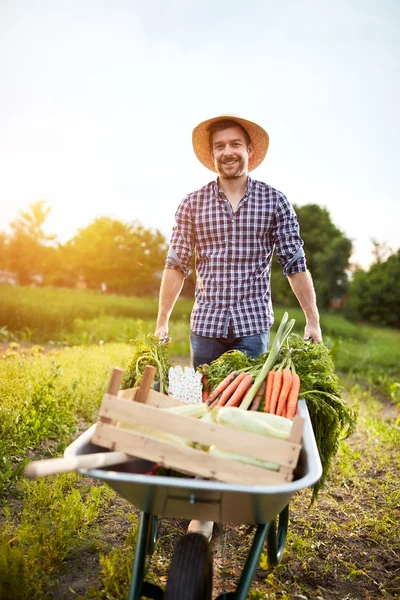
[24, 451, 132, 479]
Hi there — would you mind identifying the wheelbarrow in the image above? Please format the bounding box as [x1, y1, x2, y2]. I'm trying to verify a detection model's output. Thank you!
[26, 366, 322, 599]
[61, 375, 322, 599]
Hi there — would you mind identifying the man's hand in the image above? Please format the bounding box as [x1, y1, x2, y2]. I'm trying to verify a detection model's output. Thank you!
[287, 271, 322, 344]
[155, 324, 169, 341]
[304, 321, 322, 344]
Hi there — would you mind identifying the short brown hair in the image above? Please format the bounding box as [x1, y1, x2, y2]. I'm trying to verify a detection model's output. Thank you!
[208, 119, 251, 150]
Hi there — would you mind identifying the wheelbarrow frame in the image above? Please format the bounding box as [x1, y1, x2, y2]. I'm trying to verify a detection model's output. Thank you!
[64, 399, 322, 599]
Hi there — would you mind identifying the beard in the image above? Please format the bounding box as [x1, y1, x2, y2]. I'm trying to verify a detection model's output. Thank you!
[215, 155, 247, 179]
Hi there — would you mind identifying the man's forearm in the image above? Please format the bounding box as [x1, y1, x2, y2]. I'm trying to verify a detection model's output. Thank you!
[155, 268, 185, 335]
[287, 271, 322, 342]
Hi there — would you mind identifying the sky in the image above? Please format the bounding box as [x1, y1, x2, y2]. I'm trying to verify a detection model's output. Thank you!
[1, 0, 399, 269]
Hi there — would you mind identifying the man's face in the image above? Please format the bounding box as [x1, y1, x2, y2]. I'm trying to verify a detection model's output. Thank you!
[210, 125, 253, 179]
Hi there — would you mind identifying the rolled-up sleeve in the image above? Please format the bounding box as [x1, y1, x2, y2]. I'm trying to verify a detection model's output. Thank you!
[165, 197, 195, 278]
[273, 193, 307, 277]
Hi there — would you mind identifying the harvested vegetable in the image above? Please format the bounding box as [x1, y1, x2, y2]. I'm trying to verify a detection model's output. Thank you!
[204, 350, 252, 395]
[264, 370, 275, 413]
[217, 372, 246, 406]
[209, 447, 279, 471]
[250, 380, 265, 411]
[121, 334, 171, 394]
[269, 369, 283, 414]
[225, 374, 254, 407]
[240, 312, 295, 410]
[276, 368, 293, 416]
[286, 373, 301, 419]
[278, 334, 357, 500]
[212, 406, 292, 439]
[207, 370, 240, 404]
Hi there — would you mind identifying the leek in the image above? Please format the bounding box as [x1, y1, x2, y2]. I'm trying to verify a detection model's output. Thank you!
[209, 446, 279, 471]
[160, 403, 208, 418]
[240, 312, 295, 410]
[212, 406, 291, 440]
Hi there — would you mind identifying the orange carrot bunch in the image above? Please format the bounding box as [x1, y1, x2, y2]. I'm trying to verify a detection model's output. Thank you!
[264, 365, 300, 419]
[204, 370, 254, 408]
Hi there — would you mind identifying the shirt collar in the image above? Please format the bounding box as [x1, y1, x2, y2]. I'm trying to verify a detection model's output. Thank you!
[213, 176, 254, 199]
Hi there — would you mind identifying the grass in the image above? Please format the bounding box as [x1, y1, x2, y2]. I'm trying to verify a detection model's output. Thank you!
[0, 286, 399, 598]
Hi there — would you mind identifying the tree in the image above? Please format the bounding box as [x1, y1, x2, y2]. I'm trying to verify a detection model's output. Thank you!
[65, 217, 168, 295]
[7, 201, 56, 285]
[0, 232, 8, 270]
[347, 250, 400, 327]
[271, 204, 353, 309]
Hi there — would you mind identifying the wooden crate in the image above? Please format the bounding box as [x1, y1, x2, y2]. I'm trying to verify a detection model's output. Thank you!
[91, 366, 304, 486]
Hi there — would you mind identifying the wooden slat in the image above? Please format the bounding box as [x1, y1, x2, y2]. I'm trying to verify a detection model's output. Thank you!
[100, 367, 124, 425]
[134, 365, 157, 403]
[279, 416, 305, 481]
[97, 394, 301, 469]
[92, 422, 290, 485]
[118, 387, 182, 408]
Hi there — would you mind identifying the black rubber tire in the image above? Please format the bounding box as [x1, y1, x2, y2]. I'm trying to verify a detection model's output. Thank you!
[164, 533, 213, 600]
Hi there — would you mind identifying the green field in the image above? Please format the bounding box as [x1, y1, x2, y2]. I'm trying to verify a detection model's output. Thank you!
[0, 285, 399, 599]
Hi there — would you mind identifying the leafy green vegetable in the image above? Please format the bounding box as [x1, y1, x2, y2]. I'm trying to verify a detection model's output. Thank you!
[121, 334, 171, 394]
[278, 334, 357, 501]
[203, 350, 252, 392]
[201, 329, 357, 502]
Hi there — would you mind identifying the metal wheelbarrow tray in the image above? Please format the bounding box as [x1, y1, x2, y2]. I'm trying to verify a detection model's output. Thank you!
[63, 367, 322, 600]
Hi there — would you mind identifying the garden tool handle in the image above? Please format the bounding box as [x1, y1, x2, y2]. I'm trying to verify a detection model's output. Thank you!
[24, 451, 131, 479]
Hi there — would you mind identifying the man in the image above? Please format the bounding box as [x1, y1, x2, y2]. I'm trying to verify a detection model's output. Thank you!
[155, 114, 322, 540]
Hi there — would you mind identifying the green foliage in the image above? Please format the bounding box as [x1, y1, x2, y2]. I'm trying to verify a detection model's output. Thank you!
[6, 201, 57, 286]
[0, 343, 133, 497]
[64, 216, 168, 295]
[347, 250, 400, 327]
[271, 204, 352, 309]
[280, 335, 357, 499]
[121, 334, 172, 393]
[0, 474, 115, 600]
[204, 350, 252, 390]
[0, 284, 192, 342]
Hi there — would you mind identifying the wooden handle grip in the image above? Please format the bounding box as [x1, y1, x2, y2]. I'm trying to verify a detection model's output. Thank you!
[24, 451, 131, 479]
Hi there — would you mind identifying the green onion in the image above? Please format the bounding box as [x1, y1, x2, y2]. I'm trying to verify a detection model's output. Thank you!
[240, 312, 295, 410]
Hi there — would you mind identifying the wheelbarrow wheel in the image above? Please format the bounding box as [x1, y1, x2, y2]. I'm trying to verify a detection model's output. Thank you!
[165, 533, 213, 600]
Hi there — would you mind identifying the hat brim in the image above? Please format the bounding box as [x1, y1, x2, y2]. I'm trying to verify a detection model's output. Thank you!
[192, 114, 269, 173]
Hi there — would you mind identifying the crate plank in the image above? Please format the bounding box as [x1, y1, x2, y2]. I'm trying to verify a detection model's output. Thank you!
[92, 422, 290, 485]
[98, 394, 301, 469]
[118, 388, 182, 408]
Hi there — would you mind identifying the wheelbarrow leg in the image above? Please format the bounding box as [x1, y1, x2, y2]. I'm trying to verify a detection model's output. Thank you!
[215, 522, 271, 600]
[216, 505, 289, 600]
[128, 512, 159, 600]
[267, 504, 289, 567]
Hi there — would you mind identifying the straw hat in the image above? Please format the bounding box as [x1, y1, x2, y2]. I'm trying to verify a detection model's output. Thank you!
[192, 114, 269, 173]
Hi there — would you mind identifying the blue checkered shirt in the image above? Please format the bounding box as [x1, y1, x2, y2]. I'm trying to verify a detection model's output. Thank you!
[166, 177, 307, 337]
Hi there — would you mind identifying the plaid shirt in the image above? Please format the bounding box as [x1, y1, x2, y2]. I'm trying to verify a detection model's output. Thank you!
[166, 177, 307, 337]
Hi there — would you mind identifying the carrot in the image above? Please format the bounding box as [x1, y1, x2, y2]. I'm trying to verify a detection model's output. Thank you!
[202, 386, 210, 403]
[269, 370, 283, 414]
[225, 374, 254, 407]
[208, 395, 221, 409]
[207, 371, 239, 404]
[217, 372, 247, 406]
[264, 370, 275, 413]
[276, 368, 293, 416]
[250, 380, 266, 411]
[286, 373, 301, 419]
[201, 372, 210, 402]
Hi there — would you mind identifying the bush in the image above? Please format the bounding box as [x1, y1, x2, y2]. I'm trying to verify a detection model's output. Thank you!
[348, 251, 400, 327]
